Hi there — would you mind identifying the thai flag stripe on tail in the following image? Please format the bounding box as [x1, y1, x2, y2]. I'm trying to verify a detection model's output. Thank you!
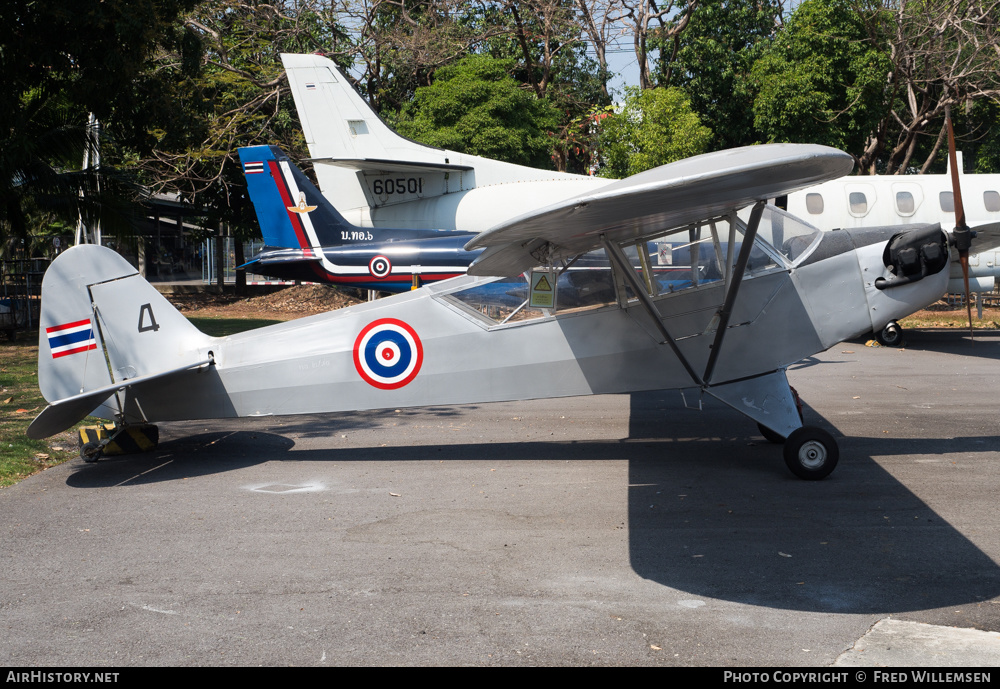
[244, 162, 264, 174]
[46, 318, 97, 358]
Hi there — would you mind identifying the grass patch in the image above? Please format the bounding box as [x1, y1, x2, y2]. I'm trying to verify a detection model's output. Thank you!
[186, 317, 284, 337]
[900, 312, 1000, 329]
[0, 335, 82, 487]
[0, 316, 276, 487]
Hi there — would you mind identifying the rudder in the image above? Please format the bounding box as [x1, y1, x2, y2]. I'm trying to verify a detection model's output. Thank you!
[239, 145, 356, 249]
[33, 245, 216, 438]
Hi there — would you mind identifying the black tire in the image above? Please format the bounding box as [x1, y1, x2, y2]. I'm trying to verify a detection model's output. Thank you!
[783, 427, 838, 480]
[80, 442, 103, 463]
[875, 321, 902, 347]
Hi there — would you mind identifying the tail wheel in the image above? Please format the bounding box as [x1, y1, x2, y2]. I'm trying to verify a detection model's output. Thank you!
[80, 442, 103, 463]
[783, 427, 838, 480]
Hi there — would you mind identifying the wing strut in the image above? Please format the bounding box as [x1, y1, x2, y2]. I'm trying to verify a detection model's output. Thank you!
[602, 236, 705, 387]
[703, 201, 765, 385]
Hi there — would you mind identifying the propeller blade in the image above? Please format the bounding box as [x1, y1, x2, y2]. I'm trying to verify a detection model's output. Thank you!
[945, 106, 974, 341]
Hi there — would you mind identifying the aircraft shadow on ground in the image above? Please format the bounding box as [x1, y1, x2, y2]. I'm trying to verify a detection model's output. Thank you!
[64, 388, 1000, 615]
[895, 330, 1000, 359]
[624, 388, 1000, 614]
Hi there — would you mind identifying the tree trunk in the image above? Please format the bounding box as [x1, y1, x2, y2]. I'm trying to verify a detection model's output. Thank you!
[215, 220, 224, 291]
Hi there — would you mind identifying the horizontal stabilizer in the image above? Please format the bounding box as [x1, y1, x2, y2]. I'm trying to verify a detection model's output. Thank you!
[247, 247, 324, 267]
[310, 158, 474, 174]
[27, 358, 213, 439]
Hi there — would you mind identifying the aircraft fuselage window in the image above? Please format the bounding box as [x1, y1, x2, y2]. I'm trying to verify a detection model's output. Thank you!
[440, 249, 618, 326]
[895, 191, 915, 215]
[985, 191, 1000, 213]
[848, 192, 867, 215]
[805, 193, 824, 215]
[940, 191, 955, 213]
[444, 274, 550, 325]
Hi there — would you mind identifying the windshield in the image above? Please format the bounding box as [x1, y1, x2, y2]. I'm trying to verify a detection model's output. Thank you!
[738, 205, 823, 266]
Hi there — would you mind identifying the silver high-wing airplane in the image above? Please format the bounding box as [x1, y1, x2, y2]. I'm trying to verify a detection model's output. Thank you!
[31, 143, 989, 480]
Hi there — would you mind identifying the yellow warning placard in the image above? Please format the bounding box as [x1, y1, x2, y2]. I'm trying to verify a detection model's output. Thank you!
[529, 270, 556, 308]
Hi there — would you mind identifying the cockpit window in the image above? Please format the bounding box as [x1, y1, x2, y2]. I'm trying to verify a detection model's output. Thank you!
[739, 205, 823, 266]
[436, 205, 817, 327]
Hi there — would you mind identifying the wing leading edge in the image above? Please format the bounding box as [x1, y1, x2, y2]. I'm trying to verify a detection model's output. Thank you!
[465, 144, 855, 277]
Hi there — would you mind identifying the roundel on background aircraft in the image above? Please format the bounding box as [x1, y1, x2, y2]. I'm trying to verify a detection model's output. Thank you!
[353, 318, 423, 389]
[369, 255, 392, 279]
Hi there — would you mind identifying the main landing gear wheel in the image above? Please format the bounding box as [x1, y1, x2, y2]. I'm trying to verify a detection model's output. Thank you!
[875, 320, 903, 347]
[783, 427, 838, 480]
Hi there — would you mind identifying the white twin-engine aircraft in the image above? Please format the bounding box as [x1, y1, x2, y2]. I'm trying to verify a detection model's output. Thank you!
[31, 141, 993, 480]
[281, 52, 1000, 349]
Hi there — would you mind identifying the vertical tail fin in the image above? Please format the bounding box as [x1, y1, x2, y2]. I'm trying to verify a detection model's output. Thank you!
[239, 145, 356, 249]
[280, 53, 591, 228]
[30, 245, 216, 438]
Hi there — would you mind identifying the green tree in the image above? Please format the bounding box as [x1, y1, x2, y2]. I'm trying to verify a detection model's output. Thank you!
[663, 0, 783, 150]
[749, 0, 889, 163]
[1, 0, 198, 252]
[393, 55, 563, 168]
[596, 86, 712, 178]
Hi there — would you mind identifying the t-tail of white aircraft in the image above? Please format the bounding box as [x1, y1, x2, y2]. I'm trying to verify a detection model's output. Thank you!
[281, 53, 607, 231]
[28, 246, 217, 441]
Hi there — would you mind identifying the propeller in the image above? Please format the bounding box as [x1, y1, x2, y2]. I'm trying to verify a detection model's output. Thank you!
[945, 106, 975, 341]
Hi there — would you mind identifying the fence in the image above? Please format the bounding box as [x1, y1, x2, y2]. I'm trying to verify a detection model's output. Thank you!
[201, 238, 293, 285]
[0, 254, 47, 337]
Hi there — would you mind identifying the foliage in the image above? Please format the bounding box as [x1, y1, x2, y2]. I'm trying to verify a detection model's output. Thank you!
[968, 99, 1000, 174]
[393, 55, 563, 168]
[0, 338, 87, 487]
[1, 0, 198, 253]
[750, 0, 1000, 174]
[134, 0, 346, 232]
[482, 0, 612, 172]
[749, 0, 889, 159]
[596, 86, 713, 178]
[663, 0, 784, 150]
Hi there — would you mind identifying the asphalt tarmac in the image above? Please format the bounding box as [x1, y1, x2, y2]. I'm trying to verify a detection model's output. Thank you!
[2, 330, 999, 667]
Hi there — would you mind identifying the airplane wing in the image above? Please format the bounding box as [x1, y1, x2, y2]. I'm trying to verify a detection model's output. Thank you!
[970, 221, 1000, 253]
[464, 144, 855, 276]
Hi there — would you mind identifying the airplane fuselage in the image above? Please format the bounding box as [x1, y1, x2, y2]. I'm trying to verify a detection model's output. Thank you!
[53, 220, 944, 441]
[253, 233, 482, 291]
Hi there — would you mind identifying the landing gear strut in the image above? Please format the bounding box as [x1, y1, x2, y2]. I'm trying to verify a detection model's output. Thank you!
[757, 386, 804, 444]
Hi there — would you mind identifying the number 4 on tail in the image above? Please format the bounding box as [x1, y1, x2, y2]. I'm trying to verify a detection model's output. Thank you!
[138, 303, 160, 333]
